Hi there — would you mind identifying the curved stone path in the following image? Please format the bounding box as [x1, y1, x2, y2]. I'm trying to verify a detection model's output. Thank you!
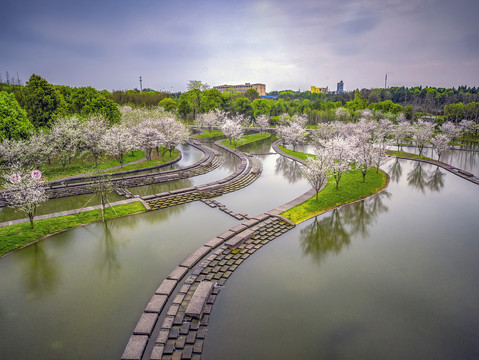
[143, 141, 261, 210]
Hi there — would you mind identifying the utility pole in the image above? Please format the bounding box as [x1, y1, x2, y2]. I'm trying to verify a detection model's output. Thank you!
[385, 73, 388, 89]
[139, 76, 143, 92]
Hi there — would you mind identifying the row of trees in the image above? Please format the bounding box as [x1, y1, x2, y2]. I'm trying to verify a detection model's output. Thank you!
[274, 111, 477, 200]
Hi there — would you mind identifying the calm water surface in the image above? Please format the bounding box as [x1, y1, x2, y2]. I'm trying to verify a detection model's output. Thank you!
[203, 159, 479, 360]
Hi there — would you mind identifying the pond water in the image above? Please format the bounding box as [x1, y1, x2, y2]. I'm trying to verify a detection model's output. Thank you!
[0, 138, 308, 359]
[1, 139, 478, 359]
[203, 159, 479, 360]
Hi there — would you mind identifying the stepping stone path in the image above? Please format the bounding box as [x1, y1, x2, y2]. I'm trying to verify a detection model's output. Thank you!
[121, 212, 295, 360]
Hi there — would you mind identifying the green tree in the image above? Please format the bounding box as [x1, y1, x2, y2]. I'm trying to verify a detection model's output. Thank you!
[233, 97, 254, 119]
[24, 74, 65, 128]
[244, 88, 260, 101]
[81, 97, 121, 125]
[187, 80, 209, 91]
[158, 98, 177, 112]
[201, 88, 223, 113]
[252, 98, 271, 117]
[177, 93, 192, 120]
[0, 91, 33, 140]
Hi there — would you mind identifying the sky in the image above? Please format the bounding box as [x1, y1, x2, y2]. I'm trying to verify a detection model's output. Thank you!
[1, 0, 478, 93]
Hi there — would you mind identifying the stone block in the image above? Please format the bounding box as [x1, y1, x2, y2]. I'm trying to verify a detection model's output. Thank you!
[225, 229, 254, 249]
[217, 230, 235, 240]
[204, 237, 223, 248]
[150, 345, 165, 360]
[121, 335, 148, 360]
[180, 246, 211, 268]
[156, 279, 177, 296]
[133, 312, 158, 335]
[242, 218, 259, 227]
[156, 329, 169, 344]
[145, 294, 168, 313]
[229, 224, 248, 234]
[168, 266, 189, 281]
[185, 281, 215, 318]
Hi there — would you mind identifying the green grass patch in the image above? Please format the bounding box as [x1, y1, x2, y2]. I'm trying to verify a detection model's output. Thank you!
[278, 145, 316, 161]
[40, 150, 146, 181]
[220, 133, 271, 149]
[104, 149, 179, 173]
[386, 149, 450, 166]
[282, 168, 388, 224]
[0, 201, 146, 257]
[194, 129, 225, 139]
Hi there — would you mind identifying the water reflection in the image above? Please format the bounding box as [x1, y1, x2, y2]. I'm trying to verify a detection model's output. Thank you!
[275, 156, 304, 183]
[407, 162, 446, 193]
[19, 243, 59, 299]
[94, 222, 122, 279]
[388, 158, 402, 183]
[300, 191, 390, 264]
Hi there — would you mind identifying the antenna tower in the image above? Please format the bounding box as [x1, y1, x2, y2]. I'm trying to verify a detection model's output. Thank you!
[385, 73, 388, 89]
[139, 76, 143, 91]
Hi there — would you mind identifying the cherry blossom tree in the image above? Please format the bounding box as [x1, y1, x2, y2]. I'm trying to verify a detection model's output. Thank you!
[324, 136, 353, 189]
[277, 121, 307, 150]
[80, 116, 108, 166]
[3, 167, 47, 228]
[197, 111, 217, 133]
[101, 125, 135, 167]
[158, 117, 189, 157]
[390, 120, 412, 151]
[220, 119, 243, 146]
[350, 133, 374, 182]
[371, 140, 389, 173]
[440, 121, 460, 140]
[459, 119, 475, 136]
[255, 114, 270, 133]
[135, 118, 165, 162]
[430, 134, 450, 161]
[303, 149, 331, 200]
[0, 138, 26, 167]
[50, 116, 81, 168]
[411, 120, 434, 156]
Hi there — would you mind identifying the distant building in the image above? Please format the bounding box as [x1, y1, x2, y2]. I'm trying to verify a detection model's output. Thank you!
[311, 86, 328, 94]
[214, 83, 266, 96]
[337, 80, 344, 94]
[260, 95, 279, 100]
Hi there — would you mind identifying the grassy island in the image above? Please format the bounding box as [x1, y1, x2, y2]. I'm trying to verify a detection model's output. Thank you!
[220, 133, 271, 149]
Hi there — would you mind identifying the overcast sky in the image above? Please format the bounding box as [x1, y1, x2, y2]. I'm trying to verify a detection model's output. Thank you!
[1, 0, 478, 93]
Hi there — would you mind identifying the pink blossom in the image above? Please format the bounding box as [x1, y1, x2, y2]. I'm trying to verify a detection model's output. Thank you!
[10, 173, 22, 184]
[31, 170, 42, 181]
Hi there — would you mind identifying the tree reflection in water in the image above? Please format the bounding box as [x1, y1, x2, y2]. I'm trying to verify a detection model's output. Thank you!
[95, 221, 122, 280]
[407, 162, 446, 193]
[388, 158, 402, 183]
[299, 191, 391, 264]
[19, 243, 59, 299]
[274, 156, 304, 184]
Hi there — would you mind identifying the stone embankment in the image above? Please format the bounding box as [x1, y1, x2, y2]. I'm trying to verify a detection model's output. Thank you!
[0, 140, 222, 207]
[142, 141, 262, 210]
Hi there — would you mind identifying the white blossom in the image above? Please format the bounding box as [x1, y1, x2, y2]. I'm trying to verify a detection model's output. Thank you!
[80, 116, 108, 166]
[440, 121, 460, 139]
[323, 136, 353, 189]
[430, 134, 450, 161]
[303, 149, 331, 200]
[3, 165, 47, 228]
[50, 116, 82, 168]
[101, 125, 135, 166]
[220, 119, 243, 145]
[255, 115, 270, 133]
[411, 120, 434, 156]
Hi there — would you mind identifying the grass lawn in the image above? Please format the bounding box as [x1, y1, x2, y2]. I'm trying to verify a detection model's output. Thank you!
[278, 145, 316, 161]
[0, 201, 146, 257]
[194, 129, 224, 140]
[104, 149, 179, 173]
[282, 168, 388, 224]
[386, 149, 450, 167]
[220, 133, 271, 149]
[40, 150, 146, 181]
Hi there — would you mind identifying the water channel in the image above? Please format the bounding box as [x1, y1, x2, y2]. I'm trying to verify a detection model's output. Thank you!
[0, 137, 478, 359]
